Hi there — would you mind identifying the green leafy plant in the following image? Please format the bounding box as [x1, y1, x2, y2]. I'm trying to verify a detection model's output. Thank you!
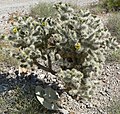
[0, 2, 119, 100]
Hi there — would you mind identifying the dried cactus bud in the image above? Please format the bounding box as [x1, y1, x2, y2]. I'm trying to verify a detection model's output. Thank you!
[75, 42, 81, 50]
[12, 27, 18, 34]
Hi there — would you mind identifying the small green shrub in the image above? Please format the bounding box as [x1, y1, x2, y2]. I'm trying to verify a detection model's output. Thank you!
[30, 2, 56, 18]
[99, 0, 120, 12]
[87, 0, 120, 15]
[106, 12, 120, 43]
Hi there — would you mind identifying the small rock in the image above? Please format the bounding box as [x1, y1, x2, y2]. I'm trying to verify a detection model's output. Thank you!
[102, 72, 105, 75]
[108, 96, 112, 101]
[117, 72, 120, 75]
[116, 66, 119, 69]
[99, 91, 106, 96]
[105, 89, 110, 95]
[85, 102, 93, 108]
[106, 68, 110, 72]
[105, 72, 110, 76]
[98, 109, 105, 114]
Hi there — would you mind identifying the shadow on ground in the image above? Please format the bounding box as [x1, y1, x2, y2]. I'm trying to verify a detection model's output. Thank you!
[0, 71, 62, 114]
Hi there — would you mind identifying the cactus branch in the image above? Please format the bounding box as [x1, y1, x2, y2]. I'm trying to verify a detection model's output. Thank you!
[33, 59, 56, 75]
[47, 53, 52, 70]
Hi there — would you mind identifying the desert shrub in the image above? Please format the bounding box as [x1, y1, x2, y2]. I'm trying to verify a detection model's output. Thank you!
[104, 13, 120, 63]
[99, 0, 120, 12]
[0, 41, 18, 68]
[30, 2, 81, 18]
[82, 2, 106, 15]
[90, 5, 105, 14]
[87, 0, 120, 15]
[106, 49, 120, 63]
[30, 2, 56, 18]
[0, 2, 119, 107]
[106, 12, 120, 43]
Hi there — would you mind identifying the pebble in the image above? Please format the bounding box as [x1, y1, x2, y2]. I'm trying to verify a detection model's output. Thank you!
[105, 72, 111, 76]
[97, 109, 105, 114]
[117, 72, 120, 75]
[116, 66, 119, 69]
[105, 89, 110, 96]
[85, 102, 93, 108]
[99, 91, 106, 96]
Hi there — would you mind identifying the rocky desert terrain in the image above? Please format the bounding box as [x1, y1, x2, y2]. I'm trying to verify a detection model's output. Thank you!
[0, 0, 120, 114]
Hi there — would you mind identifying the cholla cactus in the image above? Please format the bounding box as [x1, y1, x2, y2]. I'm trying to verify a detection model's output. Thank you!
[53, 2, 118, 75]
[0, 2, 119, 99]
[57, 69, 84, 97]
[53, 2, 119, 98]
[1, 15, 57, 73]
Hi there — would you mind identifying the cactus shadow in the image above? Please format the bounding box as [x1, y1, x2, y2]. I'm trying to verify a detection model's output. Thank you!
[0, 71, 63, 113]
[0, 70, 63, 94]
